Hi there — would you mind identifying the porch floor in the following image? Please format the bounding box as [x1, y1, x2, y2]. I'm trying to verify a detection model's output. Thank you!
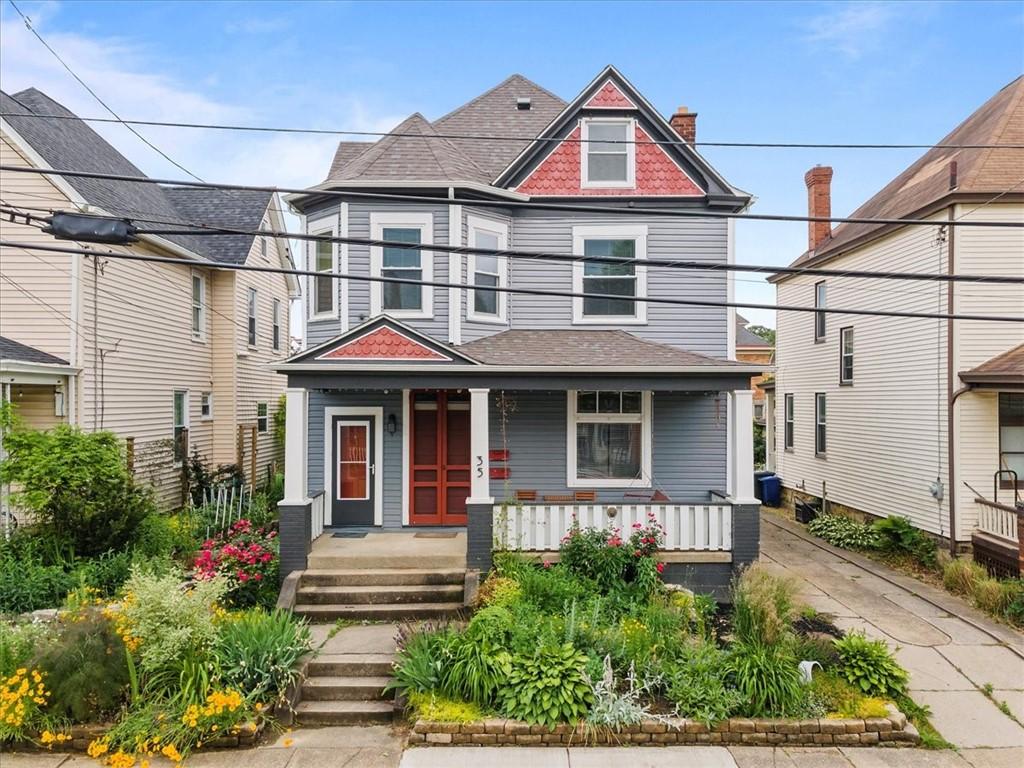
[309, 530, 467, 570]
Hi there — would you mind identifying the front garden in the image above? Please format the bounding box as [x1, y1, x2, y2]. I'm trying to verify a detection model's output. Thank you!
[391, 515, 932, 747]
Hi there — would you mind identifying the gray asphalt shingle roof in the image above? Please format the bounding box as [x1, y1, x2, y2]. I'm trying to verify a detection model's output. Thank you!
[457, 329, 744, 368]
[0, 336, 69, 366]
[2, 88, 270, 264]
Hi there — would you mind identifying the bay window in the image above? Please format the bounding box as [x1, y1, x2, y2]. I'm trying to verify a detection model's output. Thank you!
[370, 212, 433, 318]
[568, 390, 651, 487]
[572, 225, 647, 323]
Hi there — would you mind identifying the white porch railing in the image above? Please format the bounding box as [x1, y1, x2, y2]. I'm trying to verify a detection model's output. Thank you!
[494, 503, 733, 552]
[310, 491, 326, 541]
[975, 497, 1019, 544]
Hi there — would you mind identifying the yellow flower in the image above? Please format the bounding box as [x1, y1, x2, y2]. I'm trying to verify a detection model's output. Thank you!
[88, 738, 110, 758]
[282, 738, 294, 747]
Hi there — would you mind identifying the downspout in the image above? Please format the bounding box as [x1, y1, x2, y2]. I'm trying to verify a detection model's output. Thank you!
[945, 204, 957, 554]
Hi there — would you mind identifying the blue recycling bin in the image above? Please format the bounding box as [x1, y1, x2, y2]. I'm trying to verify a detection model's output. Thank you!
[753, 470, 774, 501]
[759, 475, 782, 507]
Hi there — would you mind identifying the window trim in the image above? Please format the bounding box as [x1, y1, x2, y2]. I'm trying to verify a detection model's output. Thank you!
[999, 392, 1024, 489]
[580, 117, 636, 189]
[272, 298, 282, 351]
[566, 390, 652, 488]
[839, 326, 854, 385]
[784, 393, 794, 451]
[370, 212, 434, 319]
[466, 214, 509, 324]
[200, 391, 213, 421]
[571, 224, 648, 325]
[173, 390, 189, 465]
[308, 217, 339, 321]
[256, 401, 269, 434]
[246, 287, 258, 348]
[190, 271, 206, 342]
[814, 281, 827, 341]
[815, 392, 827, 457]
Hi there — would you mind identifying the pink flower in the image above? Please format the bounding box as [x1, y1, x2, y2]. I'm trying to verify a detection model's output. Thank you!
[656, 562, 665, 574]
[238, 571, 250, 582]
[253, 573, 263, 581]
[543, 561, 552, 569]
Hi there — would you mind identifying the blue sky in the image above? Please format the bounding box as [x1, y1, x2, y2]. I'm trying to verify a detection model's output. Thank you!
[2, 0, 1022, 328]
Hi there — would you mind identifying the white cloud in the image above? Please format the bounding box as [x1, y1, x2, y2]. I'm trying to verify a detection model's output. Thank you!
[801, 2, 900, 60]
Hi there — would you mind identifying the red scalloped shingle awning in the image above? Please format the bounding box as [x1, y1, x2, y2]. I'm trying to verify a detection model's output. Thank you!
[317, 326, 450, 361]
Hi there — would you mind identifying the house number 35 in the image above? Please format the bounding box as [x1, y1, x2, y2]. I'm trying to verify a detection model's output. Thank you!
[476, 456, 484, 477]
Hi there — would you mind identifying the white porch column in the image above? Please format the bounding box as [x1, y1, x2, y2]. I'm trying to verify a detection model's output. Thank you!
[730, 389, 758, 504]
[282, 387, 309, 504]
[467, 388, 493, 505]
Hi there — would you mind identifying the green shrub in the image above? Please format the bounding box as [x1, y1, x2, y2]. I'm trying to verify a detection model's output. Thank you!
[69, 549, 133, 597]
[728, 641, 804, 717]
[873, 516, 937, 568]
[807, 514, 881, 550]
[389, 626, 451, 695]
[942, 558, 987, 595]
[134, 513, 199, 560]
[0, 550, 74, 613]
[514, 562, 593, 615]
[466, 605, 515, 646]
[833, 632, 907, 697]
[475, 575, 522, 608]
[732, 563, 800, 646]
[664, 641, 742, 726]
[972, 577, 1011, 614]
[498, 643, 593, 726]
[1004, 580, 1024, 627]
[0, 425, 155, 557]
[440, 634, 511, 706]
[33, 608, 130, 722]
[215, 608, 311, 704]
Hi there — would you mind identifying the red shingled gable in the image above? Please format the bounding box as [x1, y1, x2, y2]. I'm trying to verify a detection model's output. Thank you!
[584, 81, 637, 109]
[316, 326, 451, 361]
[515, 123, 704, 196]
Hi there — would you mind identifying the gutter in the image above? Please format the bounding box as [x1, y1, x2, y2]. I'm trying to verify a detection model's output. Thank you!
[271, 362, 769, 375]
[284, 179, 531, 207]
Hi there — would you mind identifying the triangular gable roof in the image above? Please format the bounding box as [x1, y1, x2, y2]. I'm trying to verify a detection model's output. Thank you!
[584, 80, 638, 110]
[494, 65, 749, 205]
[287, 316, 479, 366]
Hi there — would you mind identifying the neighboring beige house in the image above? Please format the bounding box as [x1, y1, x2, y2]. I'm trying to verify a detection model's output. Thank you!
[735, 314, 773, 425]
[0, 88, 299, 506]
[769, 77, 1024, 566]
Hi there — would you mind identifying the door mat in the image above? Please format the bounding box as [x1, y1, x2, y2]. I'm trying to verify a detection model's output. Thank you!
[413, 532, 457, 539]
[332, 532, 368, 539]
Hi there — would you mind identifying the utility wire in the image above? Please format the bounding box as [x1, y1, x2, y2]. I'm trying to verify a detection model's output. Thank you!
[3, 239, 1021, 324]
[2, 109, 1022, 151]
[5, 0, 205, 182]
[2, 164, 1022, 232]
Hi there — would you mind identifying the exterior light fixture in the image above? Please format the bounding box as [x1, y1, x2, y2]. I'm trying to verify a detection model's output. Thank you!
[386, 413, 398, 435]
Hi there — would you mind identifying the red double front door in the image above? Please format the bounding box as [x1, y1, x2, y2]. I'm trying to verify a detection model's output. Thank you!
[409, 391, 470, 525]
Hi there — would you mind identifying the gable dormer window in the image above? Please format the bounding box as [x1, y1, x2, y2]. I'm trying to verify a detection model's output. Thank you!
[581, 118, 635, 188]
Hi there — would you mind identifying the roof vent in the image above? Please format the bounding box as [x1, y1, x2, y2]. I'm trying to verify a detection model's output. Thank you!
[516, 97, 532, 111]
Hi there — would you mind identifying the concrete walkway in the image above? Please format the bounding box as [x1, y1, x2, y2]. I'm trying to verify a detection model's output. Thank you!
[761, 513, 1024, 752]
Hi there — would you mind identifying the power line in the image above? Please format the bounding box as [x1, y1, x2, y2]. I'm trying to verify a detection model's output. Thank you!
[3, 239, 1021, 324]
[5, 0, 205, 183]
[2, 164, 1023, 232]
[2, 109, 1023, 151]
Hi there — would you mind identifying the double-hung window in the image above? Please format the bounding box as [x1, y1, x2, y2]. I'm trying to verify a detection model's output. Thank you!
[247, 288, 258, 347]
[370, 212, 433, 318]
[815, 393, 827, 456]
[190, 272, 206, 341]
[467, 215, 508, 323]
[784, 393, 794, 450]
[568, 390, 651, 487]
[581, 118, 635, 187]
[814, 281, 827, 341]
[572, 225, 647, 323]
[309, 220, 338, 319]
[272, 298, 281, 351]
[200, 392, 213, 420]
[257, 402, 269, 433]
[840, 326, 854, 384]
[173, 390, 189, 463]
[999, 393, 1024, 488]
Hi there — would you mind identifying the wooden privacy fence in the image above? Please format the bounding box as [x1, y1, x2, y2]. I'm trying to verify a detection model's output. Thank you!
[495, 503, 733, 552]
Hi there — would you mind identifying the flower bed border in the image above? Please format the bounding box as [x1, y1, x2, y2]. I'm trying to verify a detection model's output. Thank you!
[407, 706, 919, 748]
[3, 721, 263, 754]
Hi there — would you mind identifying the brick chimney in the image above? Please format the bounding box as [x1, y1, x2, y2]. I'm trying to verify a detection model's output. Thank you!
[670, 106, 697, 144]
[805, 165, 833, 251]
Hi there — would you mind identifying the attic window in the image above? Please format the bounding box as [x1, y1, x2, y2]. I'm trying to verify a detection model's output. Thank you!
[516, 97, 532, 111]
[581, 118, 635, 188]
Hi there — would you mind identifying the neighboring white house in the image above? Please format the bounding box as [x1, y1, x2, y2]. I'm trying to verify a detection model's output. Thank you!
[769, 76, 1024, 566]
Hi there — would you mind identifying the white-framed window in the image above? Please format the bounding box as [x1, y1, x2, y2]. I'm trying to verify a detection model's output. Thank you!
[260, 235, 268, 259]
[370, 212, 433, 318]
[173, 390, 189, 464]
[466, 215, 508, 323]
[784, 393, 794, 450]
[257, 402, 269, 433]
[309, 219, 338, 319]
[272, 298, 281, 351]
[999, 393, 1024, 488]
[581, 118, 635, 188]
[840, 326, 854, 384]
[200, 391, 213, 420]
[247, 287, 258, 347]
[572, 224, 647, 324]
[190, 271, 206, 341]
[814, 281, 827, 341]
[815, 393, 827, 456]
[567, 390, 651, 488]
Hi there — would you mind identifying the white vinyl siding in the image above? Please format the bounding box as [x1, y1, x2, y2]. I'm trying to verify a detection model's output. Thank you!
[581, 118, 635, 188]
[571, 224, 647, 324]
[369, 212, 433, 319]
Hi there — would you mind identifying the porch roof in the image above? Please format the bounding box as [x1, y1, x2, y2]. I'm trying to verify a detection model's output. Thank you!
[0, 336, 77, 384]
[960, 343, 1024, 388]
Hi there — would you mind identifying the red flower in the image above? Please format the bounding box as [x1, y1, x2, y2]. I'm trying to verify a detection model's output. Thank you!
[238, 571, 250, 582]
[656, 562, 665, 574]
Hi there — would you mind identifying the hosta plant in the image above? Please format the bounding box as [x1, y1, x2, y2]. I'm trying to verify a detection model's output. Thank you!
[499, 643, 594, 727]
[833, 631, 908, 697]
[807, 514, 881, 550]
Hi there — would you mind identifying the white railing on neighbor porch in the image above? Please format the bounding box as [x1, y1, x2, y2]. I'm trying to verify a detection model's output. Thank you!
[495, 503, 733, 552]
[310, 491, 326, 541]
[975, 497, 1019, 544]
